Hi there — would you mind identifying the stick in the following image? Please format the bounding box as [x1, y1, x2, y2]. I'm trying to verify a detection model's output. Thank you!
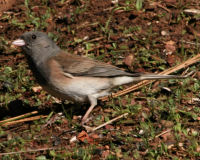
[0, 111, 38, 124]
[0, 147, 57, 156]
[1, 115, 47, 126]
[91, 113, 128, 132]
[148, 129, 172, 141]
[70, 113, 129, 142]
[155, 129, 172, 138]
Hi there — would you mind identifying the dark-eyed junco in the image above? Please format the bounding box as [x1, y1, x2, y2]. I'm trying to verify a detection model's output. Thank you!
[12, 31, 186, 124]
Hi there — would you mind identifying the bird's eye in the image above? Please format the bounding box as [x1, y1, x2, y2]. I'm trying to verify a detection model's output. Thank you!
[32, 34, 36, 39]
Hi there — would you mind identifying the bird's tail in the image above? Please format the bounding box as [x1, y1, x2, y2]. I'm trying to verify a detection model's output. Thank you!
[139, 73, 187, 81]
[112, 73, 187, 86]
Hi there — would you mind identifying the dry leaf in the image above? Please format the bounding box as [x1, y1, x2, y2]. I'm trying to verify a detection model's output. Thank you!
[110, 35, 120, 41]
[124, 54, 134, 67]
[0, 0, 16, 12]
[161, 120, 174, 128]
[77, 131, 94, 144]
[116, 149, 123, 158]
[164, 40, 176, 55]
[32, 86, 42, 92]
[160, 130, 172, 141]
[105, 145, 110, 150]
[167, 55, 175, 66]
[90, 133, 99, 139]
[105, 124, 114, 130]
[73, 115, 82, 120]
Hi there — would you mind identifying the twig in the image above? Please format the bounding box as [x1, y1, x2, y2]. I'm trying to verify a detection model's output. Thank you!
[0, 147, 57, 156]
[155, 129, 172, 138]
[87, 45, 103, 52]
[148, 129, 172, 141]
[85, 37, 104, 43]
[76, 22, 99, 29]
[181, 40, 200, 46]
[91, 113, 128, 132]
[0, 111, 38, 124]
[149, 1, 171, 13]
[1, 115, 47, 126]
[155, 3, 171, 13]
[100, 54, 200, 101]
[70, 113, 129, 142]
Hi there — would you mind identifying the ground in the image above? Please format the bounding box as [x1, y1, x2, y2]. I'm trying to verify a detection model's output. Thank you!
[0, 0, 200, 159]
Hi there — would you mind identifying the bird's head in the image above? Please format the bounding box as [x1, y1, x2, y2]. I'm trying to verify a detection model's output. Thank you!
[12, 31, 60, 64]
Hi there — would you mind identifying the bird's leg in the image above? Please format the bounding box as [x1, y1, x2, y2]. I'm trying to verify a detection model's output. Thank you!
[81, 90, 110, 126]
[81, 95, 97, 125]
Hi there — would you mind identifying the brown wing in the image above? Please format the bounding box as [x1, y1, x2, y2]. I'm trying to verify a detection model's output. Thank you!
[53, 51, 140, 77]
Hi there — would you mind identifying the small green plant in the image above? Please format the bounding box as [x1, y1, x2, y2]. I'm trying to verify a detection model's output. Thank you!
[136, 0, 143, 11]
[24, 0, 51, 29]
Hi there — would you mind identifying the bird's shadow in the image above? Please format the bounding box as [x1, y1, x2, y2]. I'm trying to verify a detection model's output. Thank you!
[0, 100, 35, 120]
[0, 99, 89, 121]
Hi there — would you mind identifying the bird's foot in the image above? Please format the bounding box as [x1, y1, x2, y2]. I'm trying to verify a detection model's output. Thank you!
[81, 117, 94, 132]
[81, 116, 92, 125]
[82, 124, 94, 132]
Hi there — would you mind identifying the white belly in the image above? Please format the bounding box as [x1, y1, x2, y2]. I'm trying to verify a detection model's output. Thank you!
[46, 77, 112, 102]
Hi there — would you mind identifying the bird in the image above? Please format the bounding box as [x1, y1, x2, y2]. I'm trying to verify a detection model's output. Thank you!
[12, 31, 186, 124]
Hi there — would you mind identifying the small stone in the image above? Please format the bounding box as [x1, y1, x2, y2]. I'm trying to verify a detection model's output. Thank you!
[105, 145, 110, 150]
[111, 0, 118, 4]
[139, 129, 144, 135]
[161, 30, 168, 36]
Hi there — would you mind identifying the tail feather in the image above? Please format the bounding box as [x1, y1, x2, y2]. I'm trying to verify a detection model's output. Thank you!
[139, 73, 187, 81]
[112, 73, 187, 86]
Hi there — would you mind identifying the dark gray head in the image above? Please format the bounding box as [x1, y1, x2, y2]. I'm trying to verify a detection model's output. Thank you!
[12, 31, 60, 65]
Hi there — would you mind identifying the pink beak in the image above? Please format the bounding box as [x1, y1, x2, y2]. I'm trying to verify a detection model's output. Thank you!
[12, 39, 25, 46]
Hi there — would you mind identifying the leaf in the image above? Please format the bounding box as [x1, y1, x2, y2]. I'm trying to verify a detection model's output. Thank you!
[164, 40, 176, 55]
[136, 0, 143, 11]
[32, 86, 42, 92]
[77, 131, 94, 144]
[4, 66, 12, 74]
[0, 0, 16, 12]
[124, 54, 134, 67]
[36, 155, 47, 160]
